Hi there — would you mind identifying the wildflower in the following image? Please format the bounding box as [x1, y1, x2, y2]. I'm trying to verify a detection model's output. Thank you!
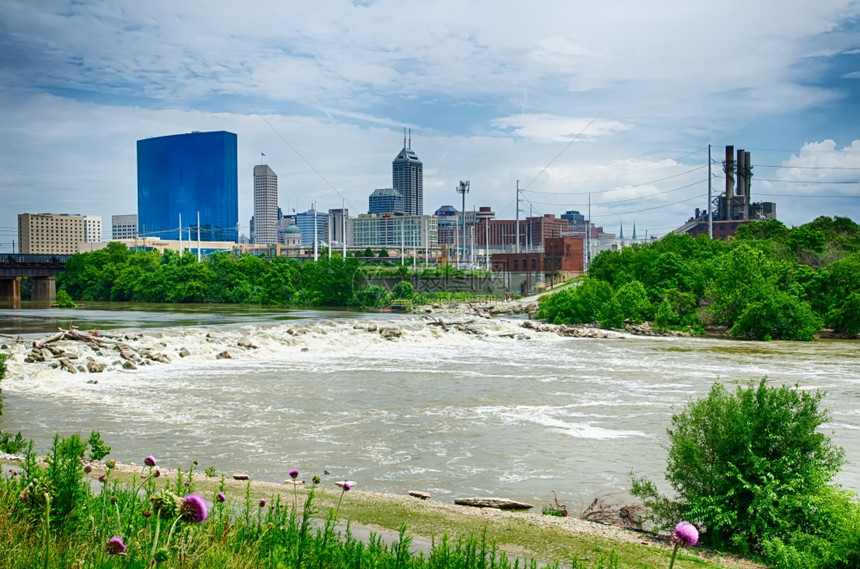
[289, 469, 299, 479]
[216, 492, 226, 503]
[142, 509, 152, 518]
[98, 473, 107, 482]
[668, 521, 698, 569]
[259, 498, 267, 508]
[184, 481, 190, 487]
[154, 469, 161, 478]
[343, 482, 351, 491]
[106, 459, 116, 469]
[179, 494, 208, 524]
[83, 464, 92, 473]
[106, 536, 127, 555]
[672, 521, 698, 546]
[110, 495, 118, 505]
[312, 475, 321, 485]
[144, 455, 157, 467]
[150, 491, 180, 519]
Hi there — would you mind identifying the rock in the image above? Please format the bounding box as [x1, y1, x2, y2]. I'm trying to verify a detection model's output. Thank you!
[335, 480, 356, 488]
[379, 327, 402, 339]
[86, 379, 98, 384]
[409, 491, 431, 500]
[179, 347, 191, 358]
[233, 473, 250, 480]
[122, 361, 137, 370]
[454, 497, 533, 510]
[216, 351, 232, 359]
[238, 337, 258, 349]
[366, 323, 378, 332]
[300, 347, 309, 352]
[58, 358, 78, 374]
[87, 361, 107, 373]
[284, 479, 305, 485]
[146, 352, 170, 363]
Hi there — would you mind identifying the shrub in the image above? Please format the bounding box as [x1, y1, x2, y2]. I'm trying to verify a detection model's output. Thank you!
[391, 281, 415, 300]
[728, 290, 822, 341]
[632, 378, 851, 565]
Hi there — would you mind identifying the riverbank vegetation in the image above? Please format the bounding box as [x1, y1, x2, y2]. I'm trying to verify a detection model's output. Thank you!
[632, 379, 860, 569]
[537, 216, 860, 340]
[53, 245, 501, 309]
[0, 434, 750, 569]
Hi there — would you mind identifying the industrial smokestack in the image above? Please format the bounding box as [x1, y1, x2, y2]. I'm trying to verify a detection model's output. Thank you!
[725, 145, 735, 199]
[736, 149, 746, 196]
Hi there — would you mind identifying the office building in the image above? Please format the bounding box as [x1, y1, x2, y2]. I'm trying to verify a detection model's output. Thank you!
[368, 188, 404, 214]
[137, 130, 238, 242]
[351, 214, 437, 249]
[253, 164, 279, 244]
[112, 214, 138, 240]
[392, 132, 423, 216]
[18, 213, 85, 254]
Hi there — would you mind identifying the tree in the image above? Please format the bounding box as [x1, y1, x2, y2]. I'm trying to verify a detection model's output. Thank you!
[391, 280, 414, 300]
[632, 379, 849, 563]
[729, 290, 822, 341]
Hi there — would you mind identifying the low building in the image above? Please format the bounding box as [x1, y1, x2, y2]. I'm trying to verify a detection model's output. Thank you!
[491, 237, 584, 294]
[350, 213, 438, 249]
[112, 214, 138, 240]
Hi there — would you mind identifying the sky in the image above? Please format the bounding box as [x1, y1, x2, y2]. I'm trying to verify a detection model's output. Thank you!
[1, 0, 859, 250]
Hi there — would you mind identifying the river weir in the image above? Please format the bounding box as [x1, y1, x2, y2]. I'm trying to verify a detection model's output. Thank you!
[1, 305, 858, 510]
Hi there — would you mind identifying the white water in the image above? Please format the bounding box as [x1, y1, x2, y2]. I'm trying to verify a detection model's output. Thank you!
[1, 313, 858, 511]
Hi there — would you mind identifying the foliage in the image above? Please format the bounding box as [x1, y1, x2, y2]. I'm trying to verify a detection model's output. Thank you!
[631, 378, 854, 568]
[728, 290, 822, 341]
[0, 435, 636, 569]
[54, 289, 77, 308]
[542, 217, 860, 340]
[0, 430, 27, 454]
[86, 431, 111, 461]
[391, 281, 415, 300]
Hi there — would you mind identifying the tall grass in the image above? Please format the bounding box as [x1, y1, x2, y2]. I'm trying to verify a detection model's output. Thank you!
[0, 433, 621, 568]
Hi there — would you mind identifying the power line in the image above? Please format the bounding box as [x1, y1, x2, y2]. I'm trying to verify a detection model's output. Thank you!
[523, 165, 707, 197]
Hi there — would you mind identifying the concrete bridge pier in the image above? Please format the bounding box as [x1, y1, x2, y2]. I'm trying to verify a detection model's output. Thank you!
[31, 277, 56, 302]
[0, 277, 21, 301]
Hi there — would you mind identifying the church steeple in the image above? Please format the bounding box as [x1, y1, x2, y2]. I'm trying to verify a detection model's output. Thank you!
[632, 222, 637, 241]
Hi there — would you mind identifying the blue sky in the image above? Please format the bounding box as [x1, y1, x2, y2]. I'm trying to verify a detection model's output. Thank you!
[1, 0, 859, 250]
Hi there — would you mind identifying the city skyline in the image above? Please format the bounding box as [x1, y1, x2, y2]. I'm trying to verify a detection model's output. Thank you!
[1, 1, 859, 252]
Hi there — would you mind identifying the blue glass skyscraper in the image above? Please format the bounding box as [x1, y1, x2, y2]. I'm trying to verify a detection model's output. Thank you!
[137, 131, 238, 242]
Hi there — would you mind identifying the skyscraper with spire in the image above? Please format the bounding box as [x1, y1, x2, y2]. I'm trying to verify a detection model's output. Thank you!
[392, 129, 423, 216]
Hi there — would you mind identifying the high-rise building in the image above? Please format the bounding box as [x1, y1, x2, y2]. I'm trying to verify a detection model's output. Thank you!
[18, 213, 86, 254]
[84, 215, 103, 243]
[392, 132, 423, 216]
[137, 131, 238, 242]
[112, 214, 138, 240]
[368, 188, 404, 214]
[253, 164, 278, 244]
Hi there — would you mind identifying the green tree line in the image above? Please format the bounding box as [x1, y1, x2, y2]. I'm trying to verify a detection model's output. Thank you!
[57, 244, 364, 307]
[537, 216, 860, 340]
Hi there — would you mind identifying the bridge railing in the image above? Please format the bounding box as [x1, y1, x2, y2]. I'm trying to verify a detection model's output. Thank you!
[1, 254, 72, 265]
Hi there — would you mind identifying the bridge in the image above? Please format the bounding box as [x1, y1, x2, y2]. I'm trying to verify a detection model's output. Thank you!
[0, 254, 72, 301]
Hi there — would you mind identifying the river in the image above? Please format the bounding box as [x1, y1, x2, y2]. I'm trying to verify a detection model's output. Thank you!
[1, 301, 858, 512]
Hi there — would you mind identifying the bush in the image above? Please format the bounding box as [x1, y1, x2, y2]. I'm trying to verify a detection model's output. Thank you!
[632, 378, 852, 566]
[391, 281, 414, 300]
[728, 290, 822, 341]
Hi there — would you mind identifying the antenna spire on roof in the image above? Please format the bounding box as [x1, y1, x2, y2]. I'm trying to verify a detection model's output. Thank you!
[408, 128, 412, 149]
[403, 127, 407, 149]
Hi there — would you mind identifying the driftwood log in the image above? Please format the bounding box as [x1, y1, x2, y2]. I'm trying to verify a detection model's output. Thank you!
[454, 497, 533, 510]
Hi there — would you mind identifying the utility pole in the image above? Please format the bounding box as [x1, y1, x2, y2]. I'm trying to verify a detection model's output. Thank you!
[197, 211, 201, 262]
[515, 180, 520, 254]
[708, 144, 713, 239]
[456, 180, 470, 267]
[313, 203, 318, 262]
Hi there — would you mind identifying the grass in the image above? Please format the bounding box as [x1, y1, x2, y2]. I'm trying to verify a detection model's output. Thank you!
[0, 434, 758, 569]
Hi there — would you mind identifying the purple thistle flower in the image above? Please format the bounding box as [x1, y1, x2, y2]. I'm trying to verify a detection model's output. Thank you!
[106, 536, 127, 555]
[289, 469, 299, 479]
[216, 492, 226, 503]
[98, 473, 106, 482]
[179, 494, 209, 524]
[672, 521, 699, 547]
[154, 469, 161, 478]
[83, 464, 92, 473]
[144, 455, 157, 467]
[259, 498, 267, 508]
[342, 482, 352, 491]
